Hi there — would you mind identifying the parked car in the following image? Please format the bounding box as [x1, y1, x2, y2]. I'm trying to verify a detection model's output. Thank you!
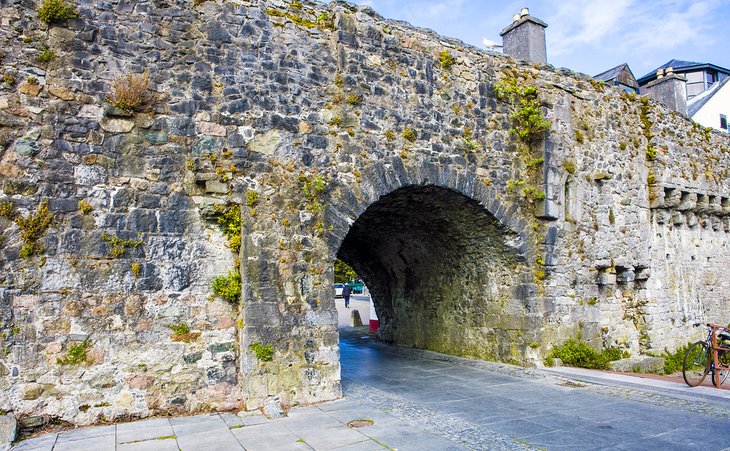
[334, 284, 345, 298]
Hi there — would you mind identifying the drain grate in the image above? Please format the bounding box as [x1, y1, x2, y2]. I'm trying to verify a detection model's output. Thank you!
[347, 419, 374, 429]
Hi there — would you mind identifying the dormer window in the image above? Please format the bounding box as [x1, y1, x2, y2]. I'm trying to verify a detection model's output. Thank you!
[707, 70, 717, 86]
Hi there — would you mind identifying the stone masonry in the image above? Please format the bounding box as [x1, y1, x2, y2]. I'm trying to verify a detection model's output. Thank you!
[1, 0, 730, 426]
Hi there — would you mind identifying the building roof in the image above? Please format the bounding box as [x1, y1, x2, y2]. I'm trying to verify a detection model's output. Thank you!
[638, 59, 730, 85]
[594, 63, 635, 83]
[688, 76, 730, 117]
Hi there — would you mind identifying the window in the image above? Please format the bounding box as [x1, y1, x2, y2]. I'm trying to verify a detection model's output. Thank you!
[722, 114, 728, 132]
[686, 71, 705, 98]
[707, 71, 717, 87]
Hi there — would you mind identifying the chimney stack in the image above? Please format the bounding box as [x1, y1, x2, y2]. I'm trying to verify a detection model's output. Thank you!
[500, 7, 548, 64]
[642, 67, 687, 115]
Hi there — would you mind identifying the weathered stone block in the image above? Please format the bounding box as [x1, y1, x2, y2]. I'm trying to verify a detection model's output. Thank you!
[0, 414, 16, 450]
[12, 138, 39, 156]
[597, 271, 616, 286]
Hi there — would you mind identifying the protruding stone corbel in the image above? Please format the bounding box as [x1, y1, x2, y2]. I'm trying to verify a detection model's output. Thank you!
[677, 191, 697, 211]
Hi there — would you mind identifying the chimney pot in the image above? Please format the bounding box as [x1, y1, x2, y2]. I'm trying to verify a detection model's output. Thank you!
[500, 9, 548, 64]
[666, 66, 674, 74]
[656, 68, 664, 79]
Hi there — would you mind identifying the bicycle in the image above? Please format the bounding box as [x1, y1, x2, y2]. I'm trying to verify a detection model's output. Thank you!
[683, 323, 730, 388]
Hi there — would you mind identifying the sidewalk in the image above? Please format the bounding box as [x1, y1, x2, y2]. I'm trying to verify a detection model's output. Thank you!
[543, 366, 730, 403]
[12, 398, 459, 451]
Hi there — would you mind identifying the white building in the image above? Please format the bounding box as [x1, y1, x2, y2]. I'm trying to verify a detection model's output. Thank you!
[688, 77, 730, 133]
[637, 60, 730, 133]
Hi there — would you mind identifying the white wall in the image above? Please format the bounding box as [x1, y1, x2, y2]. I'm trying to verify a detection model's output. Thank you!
[692, 82, 730, 132]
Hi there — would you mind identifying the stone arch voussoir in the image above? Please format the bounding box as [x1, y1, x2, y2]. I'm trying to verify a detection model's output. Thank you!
[326, 156, 533, 263]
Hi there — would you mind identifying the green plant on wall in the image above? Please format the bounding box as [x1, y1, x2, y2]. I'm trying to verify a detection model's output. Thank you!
[300, 174, 328, 216]
[15, 201, 53, 257]
[101, 233, 143, 258]
[245, 190, 259, 208]
[106, 71, 156, 113]
[639, 97, 656, 161]
[214, 204, 242, 254]
[401, 128, 417, 142]
[35, 47, 56, 64]
[494, 77, 551, 144]
[212, 271, 241, 304]
[78, 199, 92, 215]
[439, 50, 455, 70]
[37, 0, 78, 25]
[250, 342, 273, 361]
[57, 339, 91, 365]
[0, 201, 16, 219]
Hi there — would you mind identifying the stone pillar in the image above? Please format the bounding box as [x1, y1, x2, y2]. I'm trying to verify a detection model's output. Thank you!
[642, 67, 687, 115]
[500, 8, 548, 64]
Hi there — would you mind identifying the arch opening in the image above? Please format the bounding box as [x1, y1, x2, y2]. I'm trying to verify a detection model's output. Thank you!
[336, 185, 535, 363]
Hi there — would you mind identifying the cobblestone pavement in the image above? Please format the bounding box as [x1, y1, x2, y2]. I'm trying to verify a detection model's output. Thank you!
[339, 328, 730, 450]
[13, 328, 730, 450]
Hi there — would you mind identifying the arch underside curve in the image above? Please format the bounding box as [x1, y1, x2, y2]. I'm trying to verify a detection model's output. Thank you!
[327, 156, 541, 362]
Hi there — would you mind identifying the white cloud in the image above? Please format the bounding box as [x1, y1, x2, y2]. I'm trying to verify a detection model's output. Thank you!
[370, 0, 467, 26]
[546, 0, 725, 59]
[545, 0, 635, 56]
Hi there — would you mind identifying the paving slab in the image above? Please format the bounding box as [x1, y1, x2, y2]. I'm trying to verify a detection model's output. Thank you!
[117, 436, 180, 451]
[53, 435, 115, 451]
[55, 425, 115, 442]
[321, 404, 400, 427]
[358, 420, 464, 451]
[10, 434, 57, 451]
[116, 418, 174, 444]
[218, 413, 244, 428]
[231, 422, 308, 451]
[237, 413, 270, 427]
[175, 430, 243, 451]
[170, 414, 229, 436]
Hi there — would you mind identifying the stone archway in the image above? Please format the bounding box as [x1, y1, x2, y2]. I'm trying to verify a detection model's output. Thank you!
[239, 157, 541, 411]
[336, 185, 529, 360]
[327, 158, 539, 362]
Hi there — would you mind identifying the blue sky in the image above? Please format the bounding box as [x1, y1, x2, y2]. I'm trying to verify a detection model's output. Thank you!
[346, 0, 730, 79]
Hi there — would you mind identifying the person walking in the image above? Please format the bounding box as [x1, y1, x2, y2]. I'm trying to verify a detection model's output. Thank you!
[342, 284, 352, 308]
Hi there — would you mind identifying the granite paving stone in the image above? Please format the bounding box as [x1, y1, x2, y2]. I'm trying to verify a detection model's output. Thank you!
[230, 422, 308, 451]
[117, 437, 180, 451]
[116, 418, 174, 444]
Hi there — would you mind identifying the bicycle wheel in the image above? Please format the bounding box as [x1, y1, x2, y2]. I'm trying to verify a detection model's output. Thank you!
[711, 349, 730, 386]
[683, 341, 710, 387]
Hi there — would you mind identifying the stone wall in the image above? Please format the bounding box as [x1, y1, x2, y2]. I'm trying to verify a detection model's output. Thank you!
[1, 0, 730, 425]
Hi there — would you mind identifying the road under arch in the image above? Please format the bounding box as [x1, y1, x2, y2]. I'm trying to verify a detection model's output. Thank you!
[336, 185, 537, 363]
